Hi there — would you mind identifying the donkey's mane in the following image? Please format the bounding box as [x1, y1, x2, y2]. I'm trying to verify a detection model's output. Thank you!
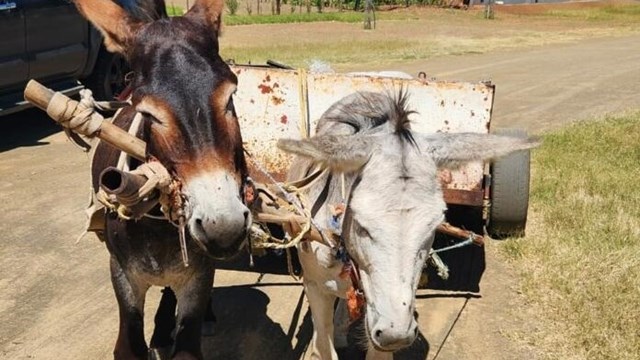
[316, 89, 417, 147]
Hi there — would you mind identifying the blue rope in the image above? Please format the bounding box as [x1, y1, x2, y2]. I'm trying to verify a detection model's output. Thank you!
[433, 238, 474, 254]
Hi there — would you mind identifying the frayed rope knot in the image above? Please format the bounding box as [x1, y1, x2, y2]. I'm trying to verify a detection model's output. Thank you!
[46, 89, 103, 136]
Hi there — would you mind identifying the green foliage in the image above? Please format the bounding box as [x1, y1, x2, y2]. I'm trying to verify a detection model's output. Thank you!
[226, 0, 240, 15]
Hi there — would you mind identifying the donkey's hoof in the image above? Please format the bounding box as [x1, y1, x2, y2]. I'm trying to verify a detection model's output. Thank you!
[201, 321, 215, 336]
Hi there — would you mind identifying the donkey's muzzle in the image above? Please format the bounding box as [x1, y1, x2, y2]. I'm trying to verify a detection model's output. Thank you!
[370, 316, 419, 352]
[184, 173, 251, 259]
[193, 209, 249, 246]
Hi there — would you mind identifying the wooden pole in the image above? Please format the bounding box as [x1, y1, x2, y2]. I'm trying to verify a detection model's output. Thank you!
[24, 80, 147, 161]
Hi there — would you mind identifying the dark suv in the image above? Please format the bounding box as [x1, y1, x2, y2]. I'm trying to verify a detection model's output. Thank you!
[0, 0, 127, 116]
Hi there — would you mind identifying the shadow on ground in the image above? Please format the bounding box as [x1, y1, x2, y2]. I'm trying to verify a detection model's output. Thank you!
[202, 286, 312, 360]
[202, 284, 431, 360]
[0, 109, 61, 153]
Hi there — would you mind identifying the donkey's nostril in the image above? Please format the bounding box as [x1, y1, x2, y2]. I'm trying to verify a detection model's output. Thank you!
[195, 218, 203, 230]
[375, 329, 383, 338]
[243, 211, 250, 222]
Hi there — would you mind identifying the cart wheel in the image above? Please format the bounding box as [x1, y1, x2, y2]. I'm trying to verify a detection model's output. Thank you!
[488, 128, 531, 239]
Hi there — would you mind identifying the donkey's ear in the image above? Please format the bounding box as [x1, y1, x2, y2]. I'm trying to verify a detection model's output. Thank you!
[74, 0, 139, 54]
[186, 0, 224, 34]
[277, 135, 375, 172]
[415, 132, 540, 169]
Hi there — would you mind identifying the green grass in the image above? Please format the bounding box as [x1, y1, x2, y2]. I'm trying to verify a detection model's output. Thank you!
[225, 12, 364, 25]
[543, 4, 640, 22]
[501, 112, 640, 359]
[221, 39, 430, 68]
[166, 5, 185, 16]
[224, 11, 420, 25]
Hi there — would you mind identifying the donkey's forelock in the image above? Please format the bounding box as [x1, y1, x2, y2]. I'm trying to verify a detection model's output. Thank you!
[278, 90, 419, 172]
[317, 90, 416, 140]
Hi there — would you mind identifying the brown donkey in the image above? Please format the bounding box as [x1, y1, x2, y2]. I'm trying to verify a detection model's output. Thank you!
[75, 0, 250, 358]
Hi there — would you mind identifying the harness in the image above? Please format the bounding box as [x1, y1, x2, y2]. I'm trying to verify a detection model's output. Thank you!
[65, 89, 240, 267]
[248, 155, 485, 322]
[37, 80, 484, 323]
[248, 157, 367, 321]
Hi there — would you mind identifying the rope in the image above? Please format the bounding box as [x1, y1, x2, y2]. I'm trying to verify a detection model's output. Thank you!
[46, 89, 128, 137]
[47, 89, 129, 152]
[245, 154, 332, 247]
[427, 234, 476, 280]
[116, 111, 143, 172]
[433, 238, 474, 254]
[428, 251, 450, 280]
[130, 161, 172, 199]
[251, 215, 313, 250]
[297, 68, 310, 139]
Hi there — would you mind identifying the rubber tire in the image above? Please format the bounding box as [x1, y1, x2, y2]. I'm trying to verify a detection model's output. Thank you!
[488, 128, 532, 239]
[82, 47, 129, 101]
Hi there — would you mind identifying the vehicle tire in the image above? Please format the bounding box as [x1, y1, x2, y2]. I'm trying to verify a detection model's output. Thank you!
[487, 128, 532, 239]
[83, 47, 129, 101]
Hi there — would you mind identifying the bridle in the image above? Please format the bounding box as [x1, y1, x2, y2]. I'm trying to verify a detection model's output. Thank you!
[309, 168, 367, 322]
[93, 78, 253, 267]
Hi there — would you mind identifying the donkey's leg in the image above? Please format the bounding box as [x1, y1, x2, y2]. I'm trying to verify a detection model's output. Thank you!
[150, 287, 177, 350]
[171, 269, 215, 360]
[305, 281, 339, 360]
[201, 293, 216, 336]
[110, 257, 150, 360]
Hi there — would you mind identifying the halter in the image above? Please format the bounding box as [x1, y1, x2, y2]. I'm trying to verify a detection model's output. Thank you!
[309, 169, 366, 322]
[64, 87, 253, 268]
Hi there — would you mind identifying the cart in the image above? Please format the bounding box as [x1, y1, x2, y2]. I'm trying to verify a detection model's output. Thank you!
[223, 64, 532, 290]
[23, 63, 533, 291]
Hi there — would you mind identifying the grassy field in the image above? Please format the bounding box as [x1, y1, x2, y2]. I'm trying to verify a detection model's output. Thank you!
[540, 3, 640, 22]
[500, 113, 640, 359]
[215, 2, 640, 70]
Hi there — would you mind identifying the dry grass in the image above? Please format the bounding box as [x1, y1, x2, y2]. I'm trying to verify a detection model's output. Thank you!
[499, 112, 640, 359]
[218, 3, 640, 70]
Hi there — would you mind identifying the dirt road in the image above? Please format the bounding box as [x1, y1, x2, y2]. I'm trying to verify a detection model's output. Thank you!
[1, 34, 638, 359]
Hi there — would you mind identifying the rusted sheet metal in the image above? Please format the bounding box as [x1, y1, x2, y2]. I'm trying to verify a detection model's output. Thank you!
[443, 189, 485, 207]
[305, 74, 492, 134]
[231, 66, 307, 182]
[231, 66, 494, 201]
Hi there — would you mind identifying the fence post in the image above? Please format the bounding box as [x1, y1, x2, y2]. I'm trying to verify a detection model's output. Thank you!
[484, 0, 494, 19]
[364, 0, 375, 29]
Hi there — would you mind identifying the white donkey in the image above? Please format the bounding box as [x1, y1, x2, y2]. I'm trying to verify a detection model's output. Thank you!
[278, 91, 538, 360]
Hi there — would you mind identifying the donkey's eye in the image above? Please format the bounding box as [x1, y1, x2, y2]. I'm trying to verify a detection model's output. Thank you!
[353, 219, 371, 238]
[225, 97, 236, 117]
[142, 112, 164, 127]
